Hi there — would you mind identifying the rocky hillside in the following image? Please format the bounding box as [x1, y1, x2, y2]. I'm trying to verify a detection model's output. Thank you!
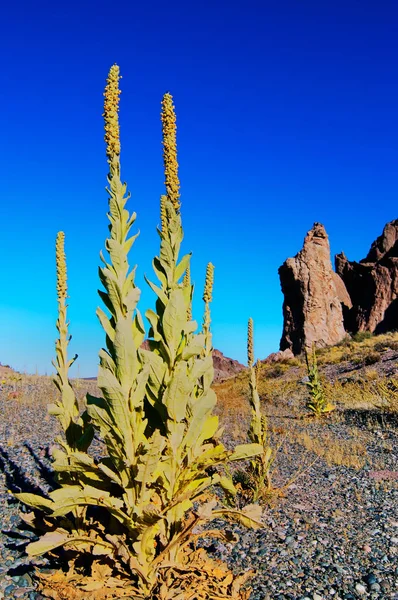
[212, 349, 245, 381]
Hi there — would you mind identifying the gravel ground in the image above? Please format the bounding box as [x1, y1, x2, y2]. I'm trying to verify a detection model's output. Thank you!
[0, 383, 397, 600]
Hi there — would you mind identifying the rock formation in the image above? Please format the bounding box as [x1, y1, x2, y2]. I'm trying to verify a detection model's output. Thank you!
[335, 219, 398, 334]
[279, 222, 351, 355]
[264, 349, 295, 363]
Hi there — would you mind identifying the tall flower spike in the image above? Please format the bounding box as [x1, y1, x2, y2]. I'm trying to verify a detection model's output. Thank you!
[202, 263, 214, 356]
[203, 262, 214, 304]
[56, 231, 67, 302]
[103, 64, 121, 162]
[247, 317, 254, 368]
[52, 231, 80, 442]
[161, 93, 180, 212]
[160, 194, 168, 233]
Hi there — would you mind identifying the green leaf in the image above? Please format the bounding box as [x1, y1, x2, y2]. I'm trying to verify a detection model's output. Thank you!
[182, 335, 206, 360]
[85, 395, 125, 461]
[152, 257, 168, 288]
[212, 504, 263, 529]
[162, 288, 186, 362]
[145, 277, 168, 307]
[132, 309, 146, 349]
[96, 307, 115, 342]
[229, 443, 263, 461]
[97, 364, 134, 464]
[163, 362, 191, 422]
[188, 355, 213, 383]
[183, 390, 217, 449]
[174, 253, 191, 284]
[14, 493, 54, 512]
[113, 315, 139, 385]
[145, 309, 161, 341]
[140, 349, 167, 402]
[26, 530, 72, 556]
[218, 476, 237, 499]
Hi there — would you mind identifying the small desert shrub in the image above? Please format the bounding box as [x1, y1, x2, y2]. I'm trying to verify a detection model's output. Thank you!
[352, 331, 374, 343]
[365, 369, 379, 381]
[336, 335, 352, 348]
[374, 339, 398, 352]
[304, 347, 335, 416]
[364, 351, 381, 365]
[317, 345, 347, 365]
[352, 350, 381, 366]
[267, 363, 289, 378]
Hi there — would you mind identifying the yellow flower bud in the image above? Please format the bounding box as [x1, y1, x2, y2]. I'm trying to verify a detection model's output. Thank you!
[103, 64, 121, 160]
[161, 93, 180, 212]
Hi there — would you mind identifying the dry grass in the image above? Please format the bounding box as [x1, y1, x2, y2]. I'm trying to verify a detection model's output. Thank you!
[323, 377, 398, 412]
[0, 372, 98, 411]
[290, 429, 368, 469]
[316, 330, 398, 366]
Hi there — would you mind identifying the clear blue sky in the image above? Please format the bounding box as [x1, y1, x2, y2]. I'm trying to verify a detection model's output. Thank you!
[0, 0, 397, 376]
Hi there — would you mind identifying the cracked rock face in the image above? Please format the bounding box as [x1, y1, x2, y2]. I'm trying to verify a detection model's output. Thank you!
[335, 219, 398, 334]
[279, 223, 350, 355]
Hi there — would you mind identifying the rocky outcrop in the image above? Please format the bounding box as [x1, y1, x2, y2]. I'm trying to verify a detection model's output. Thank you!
[279, 223, 350, 355]
[263, 349, 295, 363]
[335, 219, 398, 334]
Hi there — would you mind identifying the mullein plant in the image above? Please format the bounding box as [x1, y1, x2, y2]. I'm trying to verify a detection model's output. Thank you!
[50, 232, 94, 483]
[51, 231, 89, 449]
[244, 318, 274, 502]
[15, 66, 263, 600]
[305, 345, 335, 416]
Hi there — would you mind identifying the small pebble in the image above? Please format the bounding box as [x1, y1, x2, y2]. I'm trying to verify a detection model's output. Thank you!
[355, 583, 366, 595]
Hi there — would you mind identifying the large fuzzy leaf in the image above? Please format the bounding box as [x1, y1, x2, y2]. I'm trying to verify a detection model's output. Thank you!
[213, 504, 263, 529]
[174, 253, 191, 284]
[14, 493, 54, 512]
[26, 530, 114, 557]
[97, 364, 134, 464]
[163, 362, 191, 422]
[113, 315, 139, 385]
[86, 395, 124, 448]
[182, 390, 217, 450]
[135, 431, 165, 487]
[162, 288, 186, 362]
[229, 443, 263, 462]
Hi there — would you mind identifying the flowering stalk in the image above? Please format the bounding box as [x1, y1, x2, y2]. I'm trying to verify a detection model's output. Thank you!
[161, 93, 180, 212]
[247, 318, 273, 500]
[160, 193, 168, 234]
[51, 231, 80, 447]
[202, 262, 214, 356]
